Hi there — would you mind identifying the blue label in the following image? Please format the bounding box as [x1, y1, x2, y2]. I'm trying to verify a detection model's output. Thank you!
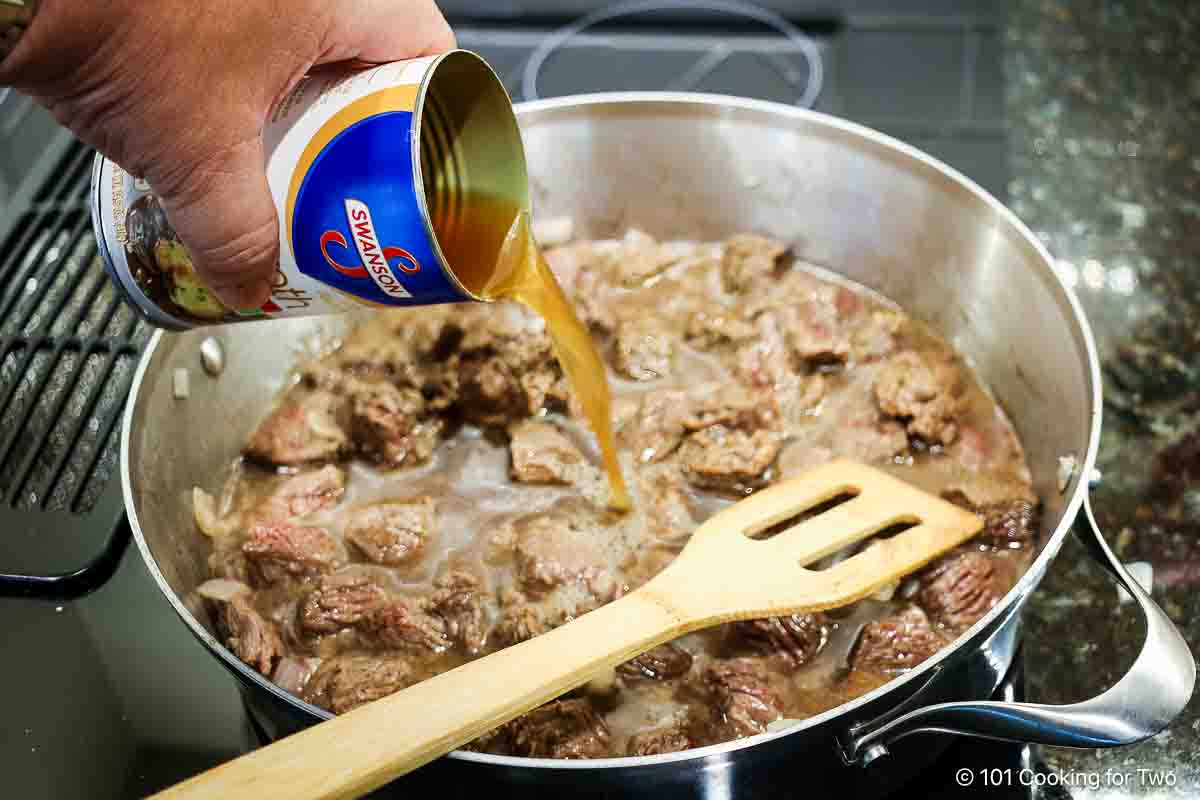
[290, 111, 463, 306]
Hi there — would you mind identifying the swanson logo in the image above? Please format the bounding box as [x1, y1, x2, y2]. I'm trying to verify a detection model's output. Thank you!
[319, 198, 420, 299]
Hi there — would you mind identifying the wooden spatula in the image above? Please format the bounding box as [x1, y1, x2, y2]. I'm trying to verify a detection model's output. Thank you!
[156, 459, 981, 800]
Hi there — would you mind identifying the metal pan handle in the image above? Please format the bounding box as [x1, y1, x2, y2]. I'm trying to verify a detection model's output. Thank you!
[842, 493, 1196, 766]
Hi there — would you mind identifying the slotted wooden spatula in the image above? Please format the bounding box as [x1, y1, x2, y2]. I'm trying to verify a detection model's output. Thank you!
[156, 459, 981, 800]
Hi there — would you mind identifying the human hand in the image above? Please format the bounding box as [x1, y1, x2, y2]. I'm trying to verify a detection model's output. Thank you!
[0, 0, 455, 308]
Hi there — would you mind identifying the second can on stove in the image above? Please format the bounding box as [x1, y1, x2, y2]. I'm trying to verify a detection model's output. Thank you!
[90, 50, 527, 329]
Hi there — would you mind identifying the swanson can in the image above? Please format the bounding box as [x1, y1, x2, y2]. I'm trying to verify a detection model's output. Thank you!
[90, 50, 529, 330]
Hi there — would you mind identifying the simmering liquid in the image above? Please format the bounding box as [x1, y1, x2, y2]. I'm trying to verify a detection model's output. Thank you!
[429, 192, 631, 511]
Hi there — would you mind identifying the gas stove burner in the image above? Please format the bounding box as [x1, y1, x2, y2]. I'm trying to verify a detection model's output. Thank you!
[520, 0, 824, 107]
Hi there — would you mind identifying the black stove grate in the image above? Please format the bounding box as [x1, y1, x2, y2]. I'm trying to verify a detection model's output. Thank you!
[0, 141, 146, 597]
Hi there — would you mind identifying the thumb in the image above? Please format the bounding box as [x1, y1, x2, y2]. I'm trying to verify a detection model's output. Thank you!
[156, 138, 278, 311]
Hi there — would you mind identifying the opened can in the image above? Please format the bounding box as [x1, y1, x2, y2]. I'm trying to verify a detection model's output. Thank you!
[91, 50, 529, 330]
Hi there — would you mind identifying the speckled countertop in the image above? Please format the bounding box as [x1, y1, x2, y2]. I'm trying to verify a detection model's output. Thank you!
[1007, 1, 1200, 796]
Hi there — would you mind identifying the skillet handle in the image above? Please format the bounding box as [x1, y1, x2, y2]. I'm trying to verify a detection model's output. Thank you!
[841, 494, 1196, 765]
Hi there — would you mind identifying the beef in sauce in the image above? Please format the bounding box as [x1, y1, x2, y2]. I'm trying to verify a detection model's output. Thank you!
[193, 231, 1038, 758]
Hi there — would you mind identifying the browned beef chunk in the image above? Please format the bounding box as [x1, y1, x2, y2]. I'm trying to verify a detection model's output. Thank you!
[736, 312, 797, 390]
[873, 351, 963, 446]
[942, 491, 1040, 548]
[571, 269, 617, 335]
[678, 426, 781, 492]
[343, 498, 434, 566]
[617, 643, 693, 681]
[686, 305, 756, 349]
[918, 551, 1008, 632]
[455, 323, 565, 426]
[363, 600, 450, 654]
[835, 414, 910, 464]
[302, 654, 416, 714]
[348, 382, 442, 467]
[513, 508, 612, 599]
[508, 421, 585, 485]
[611, 230, 683, 288]
[851, 606, 947, 674]
[680, 384, 776, 433]
[627, 388, 690, 463]
[730, 613, 829, 667]
[218, 595, 283, 675]
[493, 604, 549, 646]
[703, 658, 783, 738]
[245, 389, 347, 466]
[613, 318, 674, 381]
[320, 312, 449, 388]
[641, 468, 697, 543]
[299, 574, 388, 635]
[627, 726, 692, 756]
[257, 465, 345, 521]
[426, 571, 487, 655]
[243, 522, 340, 585]
[720, 234, 789, 293]
[508, 699, 611, 759]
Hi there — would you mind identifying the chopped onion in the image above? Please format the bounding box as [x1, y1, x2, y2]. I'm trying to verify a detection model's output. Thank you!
[193, 486, 240, 538]
[195, 578, 251, 602]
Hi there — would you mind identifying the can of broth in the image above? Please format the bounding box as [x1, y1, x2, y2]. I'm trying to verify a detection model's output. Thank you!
[90, 50, 529, 329]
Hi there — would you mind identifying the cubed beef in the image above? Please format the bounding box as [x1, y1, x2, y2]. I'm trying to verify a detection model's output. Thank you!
[456, 323, 565, 425]
[942, 490, 1040, 548]
[571, 269, 617, 335]
[617, 642, 693, 681]
[299, 574, 388, 635]
[703, 658, 783, 738]
[243, 522, 340, 585]
[850, 310, 901, 362]
[302, 654, 416, 714]
[641, 468, 697, 543]
[349, 382, 442, 467]
[363, 600, 450, 654]
[244, 389, 347, 466]
[678, 426, 781, 492]
[508, 699, 611, 759]
[720, 234, 789, 293]
[851, 606, 947, 674]
[508, 421, 585, 485]
[611, 230, 684, 288]
[775, 292, 850, 365]
[835, 415, 910, 464]
[680, 383, 776, 433]
[218, 594, 283, 675]
[918, 551, 1009, 632]
[426, 571, 488, 655]
[613, 319, 674, 381]
[256, 465, 345, 521]
[494, 604, 549, 646]
[321, 312, 449, 386]
[513, 510, 611, 598]
[874, 351, 963, 446]
[627, 388, 690, 463]
[730, 613, 829, 667]
[343, 498, 435, 566]
[627, 726, 692, 756]
[736, 313, 797, 390]
[686, 305, 756, 349]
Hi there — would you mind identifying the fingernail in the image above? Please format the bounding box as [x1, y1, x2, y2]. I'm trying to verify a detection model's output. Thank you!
[214, 282, 270, 311]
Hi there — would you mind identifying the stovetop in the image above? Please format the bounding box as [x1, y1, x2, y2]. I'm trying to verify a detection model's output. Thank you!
[0, 2, 1028, 797]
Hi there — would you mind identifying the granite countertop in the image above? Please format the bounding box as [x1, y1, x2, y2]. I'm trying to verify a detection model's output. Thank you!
[1007, 0, 1200, 795]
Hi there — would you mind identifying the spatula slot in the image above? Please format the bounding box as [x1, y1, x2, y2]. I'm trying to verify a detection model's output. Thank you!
[745, 488, 860, 541]
[869, 517, 921, 541]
